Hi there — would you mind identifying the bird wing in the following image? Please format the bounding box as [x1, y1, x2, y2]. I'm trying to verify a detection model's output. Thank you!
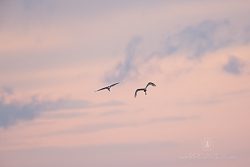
[134, 88, 144, 98]
[110, 82, 120, 87]
[96, 87, 108, 92]
[146, 82, 156, 89]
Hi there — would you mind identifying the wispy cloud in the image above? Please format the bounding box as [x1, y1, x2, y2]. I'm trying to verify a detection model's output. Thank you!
[0, 88, 89, 128]
[145, 115, 199, 124]
[81, 140, 178, 153]
[48, 115, 198, 137]
[93, 100, 125, 108]
[99, 109, 126, 117]
[105, 36, 142, 83]
[177, 88, 250, 108]
[223, 56, 244, 75]
[164, 20, 250, 58]
[1, 0, 164, 26]
[106, 19, 250, 82]
[164, 20, 232, 58]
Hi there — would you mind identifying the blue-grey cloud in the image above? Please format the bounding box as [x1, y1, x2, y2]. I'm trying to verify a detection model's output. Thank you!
[106, 20, 250, 81]
[223, 56, 243, 75]
[164, 20, 250, 58]
[0, 88, 89, 128]
[105, 36, 142, 83]
[164, 20, 232, 58]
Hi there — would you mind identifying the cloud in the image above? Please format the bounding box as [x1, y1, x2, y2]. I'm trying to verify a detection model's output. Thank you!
[50, 115, 198, 137]
[106, 20, 250, 82]
[223, 56, 244, 75]
[164, 20, 233, 58]
[0, 88, 89, 128]
[99, 110, 126, 117]
[1, 0, 164, 20]
[93, 100, 125, 108]
[83, 140, 177, 153]
[0, 86, 13, 98]
[105, 36, 142, 83]
[164, 19, 250, 59]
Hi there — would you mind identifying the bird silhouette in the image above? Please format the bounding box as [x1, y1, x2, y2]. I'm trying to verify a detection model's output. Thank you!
[95, 82, 120, 92]
[134, 82, 156, 98]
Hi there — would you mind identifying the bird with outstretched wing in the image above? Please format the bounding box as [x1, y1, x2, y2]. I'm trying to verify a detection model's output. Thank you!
[95, 82, 120, 92]
[145, 82, 156, 89]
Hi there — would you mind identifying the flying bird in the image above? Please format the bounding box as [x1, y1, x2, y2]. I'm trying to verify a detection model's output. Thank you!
[134, 82, 156, 98]
[145, 82, 156, 89]
[95, 82, 120, 92]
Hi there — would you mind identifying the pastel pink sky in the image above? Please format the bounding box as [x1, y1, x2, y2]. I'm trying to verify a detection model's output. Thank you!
[1, 0, 250, 167]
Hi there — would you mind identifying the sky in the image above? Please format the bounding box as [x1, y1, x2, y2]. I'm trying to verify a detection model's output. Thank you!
[1, 0, 250, 166]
